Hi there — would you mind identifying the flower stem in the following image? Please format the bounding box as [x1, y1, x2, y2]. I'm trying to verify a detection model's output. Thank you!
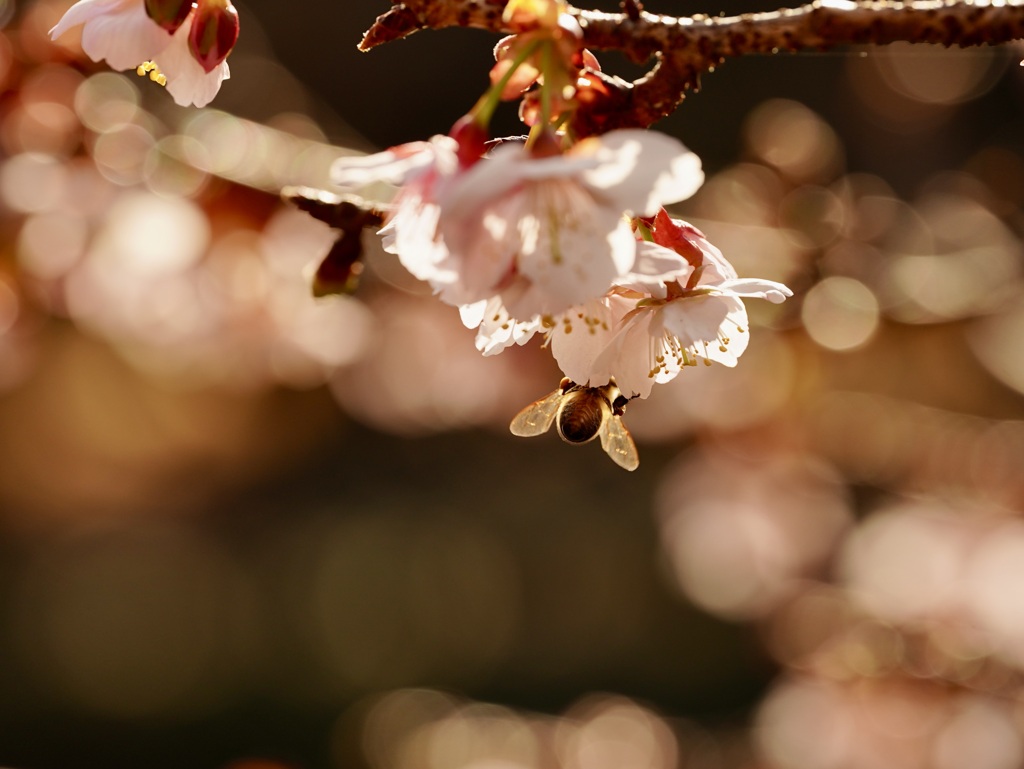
[472, 38, 541, 128]
[525, 41, 556, 150]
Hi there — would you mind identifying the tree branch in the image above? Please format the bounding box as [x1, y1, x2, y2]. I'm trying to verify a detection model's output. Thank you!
[360, 0, 1024, 134]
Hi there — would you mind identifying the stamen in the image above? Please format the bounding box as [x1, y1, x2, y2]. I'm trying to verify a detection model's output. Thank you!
[136, 61, 167, 86]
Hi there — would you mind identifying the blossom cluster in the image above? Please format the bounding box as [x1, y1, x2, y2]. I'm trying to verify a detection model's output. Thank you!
[331, 0, 792, 409]
[49, 0, 239, 107]
[45, 0, 794, 468]
[334, 131, 790, 400]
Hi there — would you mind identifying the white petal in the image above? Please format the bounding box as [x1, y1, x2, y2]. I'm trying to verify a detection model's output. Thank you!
[615, 240, 692, 298]
[694, 240, 738, 282]
[331, 136, 457, 187]
[631, 240, 691, 279]
[50, 0, 129, 38]
[512, 193, 634, 317]
[716, 278, 794, 304]
[661, 293, 732, 343]
[712, 304, 751, 364]
[590, 308, 670, 399]
[439, 143, 596, 216]
[68, 0, 174, 71]
[388, 196, 454, 285]
[576, 130, 705, 215]
[459, 299, 488, 329]
[157, 22, 229, 107]
[550, 297, 620, 387]
[467, 296, 541, 355]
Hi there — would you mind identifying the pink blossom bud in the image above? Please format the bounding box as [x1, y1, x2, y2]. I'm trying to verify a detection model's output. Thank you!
[188, 0, 239, 74]
[144, 0, 194, 33]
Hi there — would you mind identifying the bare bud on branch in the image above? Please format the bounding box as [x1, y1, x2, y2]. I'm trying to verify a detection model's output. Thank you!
[361, 0, 1024, 134]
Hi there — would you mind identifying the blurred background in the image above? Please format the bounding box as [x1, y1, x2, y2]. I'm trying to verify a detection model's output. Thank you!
[2, 0, 1024, 767]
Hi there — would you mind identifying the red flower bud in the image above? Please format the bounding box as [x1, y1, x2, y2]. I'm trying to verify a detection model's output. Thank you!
[449, 115, 489, 168]
[144, 0, 193, 33]
[188, 0, 240, 74]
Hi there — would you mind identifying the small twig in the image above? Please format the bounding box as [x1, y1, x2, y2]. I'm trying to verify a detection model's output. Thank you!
[360, 0, 1024, 134]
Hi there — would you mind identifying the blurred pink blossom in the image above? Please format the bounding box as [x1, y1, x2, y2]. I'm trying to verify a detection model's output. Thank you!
[50, 0, 231, 107]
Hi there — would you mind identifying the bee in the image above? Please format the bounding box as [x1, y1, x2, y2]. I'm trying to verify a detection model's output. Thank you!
[510, 378, 640, 471]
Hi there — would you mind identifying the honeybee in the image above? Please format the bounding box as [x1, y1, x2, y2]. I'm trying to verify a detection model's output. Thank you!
[510, 378, 640, 471]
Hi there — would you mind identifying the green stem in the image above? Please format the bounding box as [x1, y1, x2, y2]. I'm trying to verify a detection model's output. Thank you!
[539, 41, 553, 129]
[472, 38, 541, 128]
[525, 41, 556, 150]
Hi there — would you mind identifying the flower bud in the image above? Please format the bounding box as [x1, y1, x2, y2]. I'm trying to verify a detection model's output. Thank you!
[188, 0, 239, 74]
[449, 115, 489, 168]
[144, 0, 194, 33]
[503, 0, 568, 28]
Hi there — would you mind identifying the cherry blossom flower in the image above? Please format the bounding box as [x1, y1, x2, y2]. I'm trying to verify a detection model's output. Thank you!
[436, 130, 704, 318]
[462, 237, 682, 358]
[50, 0, 235, 108]
[550, 214, 793, 398]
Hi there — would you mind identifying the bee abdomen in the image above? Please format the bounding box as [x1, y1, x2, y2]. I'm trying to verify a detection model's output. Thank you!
[557, 399, 604, 444]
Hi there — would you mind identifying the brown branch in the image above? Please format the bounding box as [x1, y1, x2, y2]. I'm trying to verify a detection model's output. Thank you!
[360, 0, 1024, 134]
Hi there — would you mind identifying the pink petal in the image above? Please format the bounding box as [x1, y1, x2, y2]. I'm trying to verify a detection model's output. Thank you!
[67, 0, 173, 71]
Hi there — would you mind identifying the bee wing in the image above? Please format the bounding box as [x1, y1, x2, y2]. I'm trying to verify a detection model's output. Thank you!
[510, 390, 561, 437]
[599, 416, 640, 471]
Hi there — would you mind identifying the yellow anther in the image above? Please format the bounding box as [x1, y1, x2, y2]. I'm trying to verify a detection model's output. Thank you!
[137, 61, 167, 88]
